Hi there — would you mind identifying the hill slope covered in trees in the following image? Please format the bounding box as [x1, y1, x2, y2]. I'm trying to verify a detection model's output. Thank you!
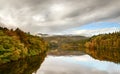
[43, 35, 88, 55]
[0, 27, 48, 64]
[85, 32, 120, 63]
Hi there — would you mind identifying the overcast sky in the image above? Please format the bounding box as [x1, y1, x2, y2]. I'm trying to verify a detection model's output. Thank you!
[0, 0, 120, 36]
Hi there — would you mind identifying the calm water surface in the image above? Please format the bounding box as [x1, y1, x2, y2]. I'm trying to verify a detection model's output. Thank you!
[0, 54, 120, 74]
[33, 55, 120, 74]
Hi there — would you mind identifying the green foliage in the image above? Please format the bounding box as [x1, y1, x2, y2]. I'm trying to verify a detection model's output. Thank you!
[0, 27, 48, 64]
[85, 32, 120, 63]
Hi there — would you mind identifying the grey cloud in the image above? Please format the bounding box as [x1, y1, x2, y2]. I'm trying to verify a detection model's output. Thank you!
[64, 0, 112, 18]
[0, 0, 120, 34]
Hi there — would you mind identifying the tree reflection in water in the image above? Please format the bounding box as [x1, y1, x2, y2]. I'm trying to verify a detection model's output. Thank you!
[0, 53, 46, 74]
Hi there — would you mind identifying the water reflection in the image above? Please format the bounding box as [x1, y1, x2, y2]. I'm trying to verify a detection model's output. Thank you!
[37, 55, 120, 74]
[0, 54, 120, 74]
[0, 53, 46, 74]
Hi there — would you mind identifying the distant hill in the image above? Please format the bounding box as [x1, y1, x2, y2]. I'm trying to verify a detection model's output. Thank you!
[43, 35, 89, 55]
[43, 35, 88, 42]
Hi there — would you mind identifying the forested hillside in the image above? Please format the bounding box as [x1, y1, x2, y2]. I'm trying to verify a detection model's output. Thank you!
[44, 35, 88, 55]
[0, 27, 48, 64]
[85, 32, 120, 63]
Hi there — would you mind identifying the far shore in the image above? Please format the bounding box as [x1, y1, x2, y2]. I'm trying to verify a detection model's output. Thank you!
[47, 50, 85, 56]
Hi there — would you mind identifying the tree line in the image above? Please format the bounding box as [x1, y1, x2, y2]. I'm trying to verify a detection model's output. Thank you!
[0, 27, 48, 64]
[85, 32, 120, 63]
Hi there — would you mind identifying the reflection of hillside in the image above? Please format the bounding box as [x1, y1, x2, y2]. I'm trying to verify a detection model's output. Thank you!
[0, 53, 46, 74]
[86, 49, 120, 63]
[44, 35, 88, 55]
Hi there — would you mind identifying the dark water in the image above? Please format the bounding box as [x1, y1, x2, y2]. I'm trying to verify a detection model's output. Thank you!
[0, 54, 120, 74]
[0, 54, 46, 74]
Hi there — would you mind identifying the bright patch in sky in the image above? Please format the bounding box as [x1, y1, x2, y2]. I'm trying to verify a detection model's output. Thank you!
[33, 15, 46, 22]
[77, 22, 120, 30]
[51, 4, 65, 12]
[62, 22, 120, 36]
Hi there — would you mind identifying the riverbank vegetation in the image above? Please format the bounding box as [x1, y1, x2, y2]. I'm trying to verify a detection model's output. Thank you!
[85, 32, 120, 63]
[0, 27, 48, 64]
[1, 25, 119, 64]
[44, 31, 120, 63]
